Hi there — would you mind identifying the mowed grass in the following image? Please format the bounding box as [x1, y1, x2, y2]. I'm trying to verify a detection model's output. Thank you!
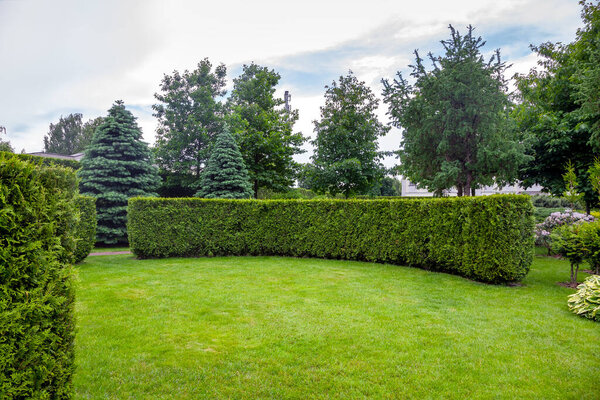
[74, 254, 599, 399]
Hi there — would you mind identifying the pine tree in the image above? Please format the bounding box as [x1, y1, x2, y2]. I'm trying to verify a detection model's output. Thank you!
[195, 128, 253, 199]
[78, 101, 159, 244]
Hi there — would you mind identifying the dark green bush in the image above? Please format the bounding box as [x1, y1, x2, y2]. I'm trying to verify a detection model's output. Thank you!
[530, 194, 579, 209]
[74, 195, 97, 263]
[0, 155, 77, 398]
[128, 195, 535, 283]
[0, 150, 81, 170]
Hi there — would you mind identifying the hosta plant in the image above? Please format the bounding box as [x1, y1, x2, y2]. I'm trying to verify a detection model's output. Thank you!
[568, 275, 600, 322]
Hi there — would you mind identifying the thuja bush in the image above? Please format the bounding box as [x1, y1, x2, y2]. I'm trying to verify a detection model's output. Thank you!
[0, 155, 78, 398]
[129, 195, 535, 283]
[551, 223, 586, 285]
[74, 195, 97, 263]
[0, 150, 81, 170]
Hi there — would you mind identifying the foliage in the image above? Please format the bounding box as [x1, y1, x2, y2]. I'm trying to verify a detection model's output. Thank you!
[530, 194, 578, 208]
[383, 25, 527, 196]
[580, 220, 600, 274]
[568, 274, 600, 322]
[0, 155, 77, 398]
[562, 160, 584, 208]
[535, 209, 594, 253]
[588, 158, 600, 200]
[372, 176, 402, 197]
[156, 171, 197, 198]
[227, 63, 305, 197]
[309, 71, 389, 198]
[0, 150, 81, 169]
[44, 113, 102, 155]
[551, 223, 586, 284]
[514, 1, 600, 212]
[78, 101, 159, 245]
[74, 195, 97, 263]
[257, 187, 324, 200]
[195, 129, 253, 199]
[153, 59, 227, 191]
[0, 126, 13, 152]
[533, 207, 565, 223]
[128, 195, 535, 284]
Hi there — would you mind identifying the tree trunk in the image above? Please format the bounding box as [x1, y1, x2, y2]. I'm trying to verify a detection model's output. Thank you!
[465, 171, 472, 197]
[570, 263, 574, 284]
[471, 187, 476, 196]
[586, 201, 591, 215]
[457, 185, 463, 197]
[253, 180, 258, 199]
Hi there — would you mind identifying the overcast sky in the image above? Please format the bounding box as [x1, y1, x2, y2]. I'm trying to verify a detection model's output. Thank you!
[0, 0, 583, 166]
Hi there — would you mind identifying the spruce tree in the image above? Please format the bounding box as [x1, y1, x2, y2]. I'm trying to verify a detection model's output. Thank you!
[78, 101, 159, 244]
[195, 128, 253, 199]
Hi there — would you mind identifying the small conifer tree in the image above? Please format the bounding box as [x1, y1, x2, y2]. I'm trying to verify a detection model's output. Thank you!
[78, 101, 159, 244]
[195, 128, 253, 199]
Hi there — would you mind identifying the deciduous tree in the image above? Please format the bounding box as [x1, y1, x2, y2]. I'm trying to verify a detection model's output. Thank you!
[153, 58, 227, 194]
[227, 63, 305, 197]
[43, 113, 99, 154]
[310, 71, 389, 198]
[0, 126, 12, 152]
[514, 1, 600, 212]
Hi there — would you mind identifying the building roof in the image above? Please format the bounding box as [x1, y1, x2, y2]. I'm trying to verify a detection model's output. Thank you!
[28, 152, 84, 161]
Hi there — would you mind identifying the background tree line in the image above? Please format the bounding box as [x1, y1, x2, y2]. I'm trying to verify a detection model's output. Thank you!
[35, 0, 600, 208]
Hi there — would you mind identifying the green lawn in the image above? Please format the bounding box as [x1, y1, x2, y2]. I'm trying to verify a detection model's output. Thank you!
[74, 254, 599, 399]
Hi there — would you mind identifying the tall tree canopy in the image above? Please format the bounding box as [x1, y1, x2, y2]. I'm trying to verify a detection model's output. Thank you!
[383, 25, 527, 196]
[195, 128, 253, 199]
[43, 113, 100, 155]
[309, 71, 389, 198]
[78, 101, 159, 245]
[227, 63, 305, 197]
[514, 0, 600, 211]
[153, 58, 227, 195]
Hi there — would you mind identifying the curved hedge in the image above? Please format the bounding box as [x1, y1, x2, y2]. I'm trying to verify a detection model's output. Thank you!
[128, 195, 535, 283]
[0, 155, 77, 398]
[74, 195, 97, 263]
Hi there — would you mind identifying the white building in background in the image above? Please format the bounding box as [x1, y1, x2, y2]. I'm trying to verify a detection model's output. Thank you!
[401, 178, 543, 197]
[27, 152, 84, 161]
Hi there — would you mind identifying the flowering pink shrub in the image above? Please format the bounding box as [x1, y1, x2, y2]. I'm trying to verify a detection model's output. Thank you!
[535, 209, 595, 253]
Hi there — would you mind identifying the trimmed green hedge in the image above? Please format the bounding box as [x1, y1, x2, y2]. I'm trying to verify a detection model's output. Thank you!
[128, 195, 535, 283]
[74, 195, 97, 263]
[0, 155, 77, 398]
[0, 150, 81, 170]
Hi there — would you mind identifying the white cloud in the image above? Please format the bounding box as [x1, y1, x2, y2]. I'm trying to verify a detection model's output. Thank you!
[0, 0, 583, 158]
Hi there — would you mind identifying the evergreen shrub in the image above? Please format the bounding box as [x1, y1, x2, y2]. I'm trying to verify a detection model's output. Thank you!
[78, 101, 159, 245]
[128, 195, 535, 283]
[74, 196, 97, 263]
[0, 150, 81, 170]
[0, 155, 77, 398]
